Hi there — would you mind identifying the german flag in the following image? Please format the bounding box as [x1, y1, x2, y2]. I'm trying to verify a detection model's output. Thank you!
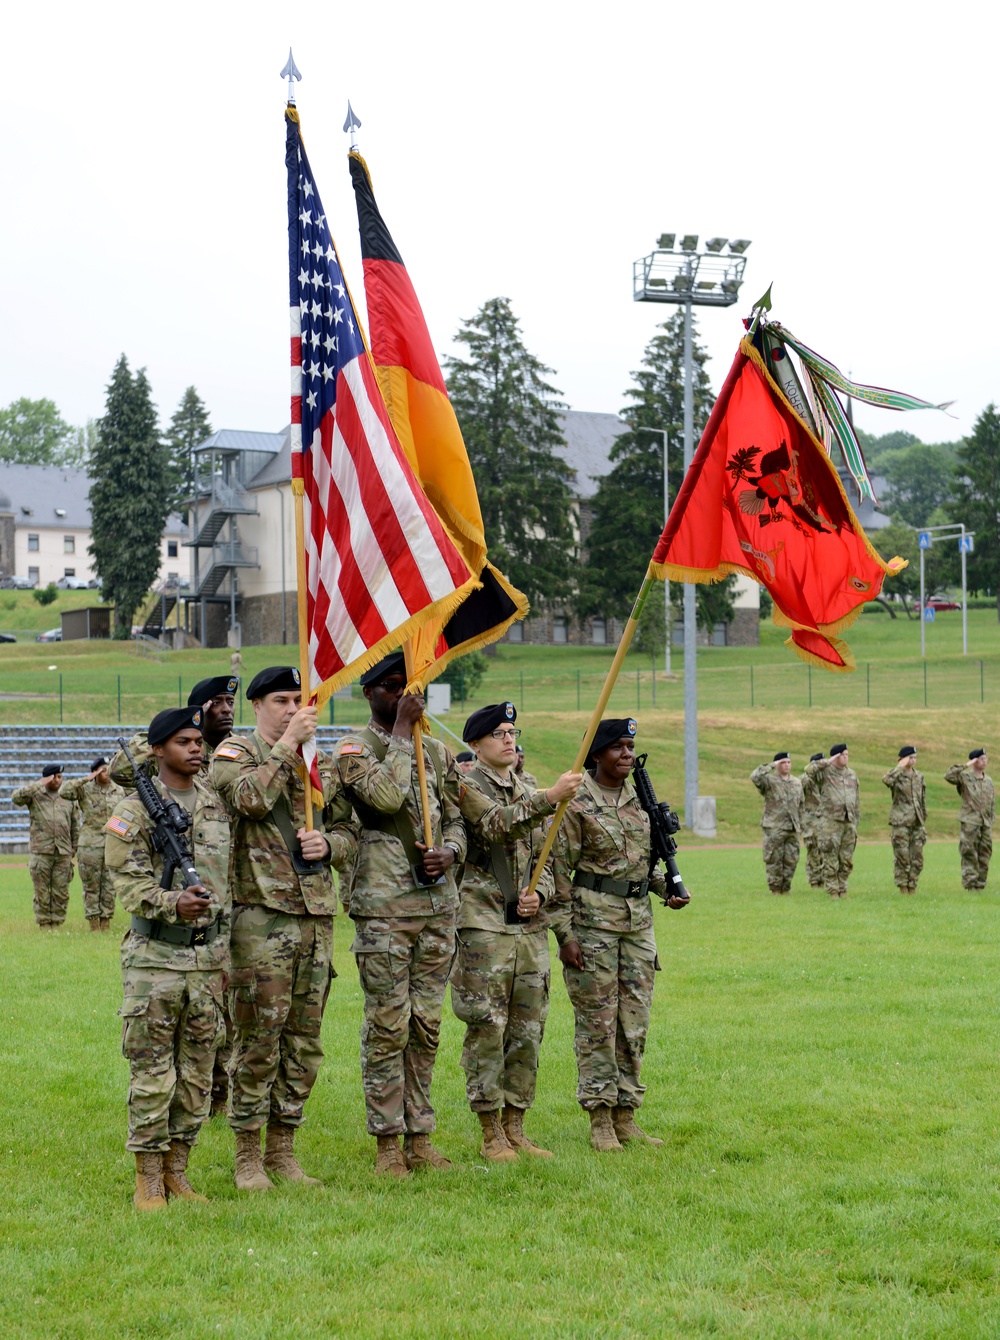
[349, 151, 528, 684]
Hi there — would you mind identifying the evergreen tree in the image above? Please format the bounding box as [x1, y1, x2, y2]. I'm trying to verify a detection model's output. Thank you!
[947, 404, 1000, 617]
[166, 386, 213, 516]
[0, 398, 73, 465]
[89, 356, 171, 637]
[445, 297, 575, 606]
[580, 310, 714, 620]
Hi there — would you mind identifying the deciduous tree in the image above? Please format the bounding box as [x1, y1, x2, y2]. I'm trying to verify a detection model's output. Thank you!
[947, 404, 1000, 618]
[0, 398, 73, 465]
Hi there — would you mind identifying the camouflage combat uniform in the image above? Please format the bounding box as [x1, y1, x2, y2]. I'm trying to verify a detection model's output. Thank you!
[749, 763, 803, 894]
[451, 763, 557, 1113]
[804, 758, 860, 897]
[61, 775, 124, 923]
[105, 774, 230, 1153]
[945, 764, 995, 889]
[210, 731, 357, 1132]
[338, 720, 466, 1137]
[882, 765, 927, 892]
[551, 773, 666, 1112]
[12, 780, 79, 927]
[799, 768, 824, 888]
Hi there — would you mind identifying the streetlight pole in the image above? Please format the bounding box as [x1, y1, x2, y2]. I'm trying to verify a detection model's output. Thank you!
[634, 426, 671, 676]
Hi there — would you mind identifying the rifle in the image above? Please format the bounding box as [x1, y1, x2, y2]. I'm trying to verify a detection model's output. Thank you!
[632, 753, 690, 905]
[116, 736, 201, 891]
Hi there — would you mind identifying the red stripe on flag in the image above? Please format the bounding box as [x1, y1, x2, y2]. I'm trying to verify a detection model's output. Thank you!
[362, 257, 448, 395]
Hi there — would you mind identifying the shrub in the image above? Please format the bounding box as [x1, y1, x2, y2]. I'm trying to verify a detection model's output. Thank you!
[33, 584, 58, 607]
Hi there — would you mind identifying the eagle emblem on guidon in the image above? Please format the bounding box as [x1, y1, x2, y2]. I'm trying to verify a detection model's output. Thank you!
[292, 668, 301, 685]
[504, 703, 515, 719]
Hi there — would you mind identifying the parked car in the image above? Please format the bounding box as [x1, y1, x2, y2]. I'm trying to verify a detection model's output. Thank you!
[0, 575, 34, 589]
[35, 628, 62, 642]
[926, 595, 962, 612]
[0, 632, 16, 643]
[56, 576, 89, 590]
[86, 577, 103, 589]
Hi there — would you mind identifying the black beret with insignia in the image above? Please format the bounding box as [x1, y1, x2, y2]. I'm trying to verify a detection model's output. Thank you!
[41, 763, 64, 777]
[588, 717, 637, 761]
[898, 745, 917, 758]
[359, 652, 407, 687]
[773, 751, 790, 762]
[148, 706, 203, 747]
[810, 752, 825, 762]
[91, 756, 108, 772]
[188, 675, 239, 706]
[246, 666, 301, 700]
[969, 747, 986, 760]
[462, 701, 517, 742]
[830, 743, 848, 757]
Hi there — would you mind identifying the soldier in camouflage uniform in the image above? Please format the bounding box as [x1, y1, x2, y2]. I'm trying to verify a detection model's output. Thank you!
[105, 706, 230, 1210]
[945, 748, 995, 889]
[337, 651, 467, 1179]
[552, 718, 688, 1153]
[515, 744, 538, 790]
[61, 757, 123, 930]
[13, 764, 78, 928]
[210, 666, 357, 1192]
[799, 753, 825, 888]
[805, 744, 860, 898]
[750, 752, 803, 894]
[882, 746, 926, 894]
[452, 701, 582, 1162]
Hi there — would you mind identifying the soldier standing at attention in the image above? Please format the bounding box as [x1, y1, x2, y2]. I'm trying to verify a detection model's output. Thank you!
[210, 666, 357, 1192]
[800, 753, 825, 888]
[337, 651, 466, 1179]
[883, 746, 927, 895]
[515, 744, 538, 790]
[105, 706, 230, 1210]
[552, 718, 688, 1153]
[452, 702, 582, 1162]
[61, 758, 123, 931]
[749, 752, 803, 895]
[945, 749, 995, 889]
[805, 744, 860, 898]
[13, 764, 78, 929]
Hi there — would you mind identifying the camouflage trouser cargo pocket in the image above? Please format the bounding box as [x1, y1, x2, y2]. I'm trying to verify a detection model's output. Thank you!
[229, 967, 258, 1031]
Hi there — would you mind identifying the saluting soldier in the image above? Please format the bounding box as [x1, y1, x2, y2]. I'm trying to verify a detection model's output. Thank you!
[452, 701, 582, 1162]
[883, 746, 927, 895]
[109, 674, 239, 784]
[61, 757, 123, 931]
[210, 666, 357, 1192]
[800, 753, 825, 888]
[749, 751, 803, 895]
[945, 749, 995, 890]
[13, 764, 78, 929]
[337, 651, 466, 1179]
[105, 706, 230, 1210]
[805, 744, 860, 898]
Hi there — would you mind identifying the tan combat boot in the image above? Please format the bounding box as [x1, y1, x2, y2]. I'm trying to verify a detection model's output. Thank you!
[502, 1105, 553, 1158]
[477, 1110, 518, 1163]
[234, 1128, 274, 1192]
[133, 1152, 167, 1210]
[88, 918, 100, 932]
[374, 1134, 410, 1178]
[264, 1121, 322, 1186]
[588, 1107, 623, 1153]
[162, 1140, 209, 1202]
[100, 918, 112, 931]
[612, 1106, 664, 1147]
[403, 1133, 452, 1171]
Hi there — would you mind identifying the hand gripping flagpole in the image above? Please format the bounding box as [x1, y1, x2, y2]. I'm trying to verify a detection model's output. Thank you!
[524, 567, 657, 896]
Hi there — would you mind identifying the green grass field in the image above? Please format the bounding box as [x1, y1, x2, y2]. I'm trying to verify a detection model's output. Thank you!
[4, 845, 1000, 1338]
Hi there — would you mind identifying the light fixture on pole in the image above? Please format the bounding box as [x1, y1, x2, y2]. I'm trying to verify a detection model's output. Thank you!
[632, 233, 750, 827]
[634, 426, 671, 676]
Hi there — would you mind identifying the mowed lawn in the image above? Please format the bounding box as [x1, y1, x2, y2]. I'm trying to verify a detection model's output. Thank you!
[4, 843, 1000, 1338]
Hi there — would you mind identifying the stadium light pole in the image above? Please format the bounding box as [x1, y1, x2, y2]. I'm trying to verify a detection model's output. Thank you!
[634, 426, 671, 676]
[632, 234, 750, 827]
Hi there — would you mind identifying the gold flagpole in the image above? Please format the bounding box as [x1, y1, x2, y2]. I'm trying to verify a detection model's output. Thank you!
[524, 567, 657, 896]
[403, 640, 435, 848]
[292, 482, 314, 831]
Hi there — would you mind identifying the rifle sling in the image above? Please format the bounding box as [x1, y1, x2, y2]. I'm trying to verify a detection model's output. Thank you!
[349, 727, 443, 874]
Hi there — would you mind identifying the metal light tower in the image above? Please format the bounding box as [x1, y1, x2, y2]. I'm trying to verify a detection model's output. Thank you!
[632, 234, 750, 827]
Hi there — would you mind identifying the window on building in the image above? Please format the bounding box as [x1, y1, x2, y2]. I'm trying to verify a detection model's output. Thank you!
[28, 566, 39, 585]
[507, 622, 524, 643]
[27, 534, 39, 552]
[64, 568, 76, 578]
[64, 535, 75, 554]
[167, 540, 179, 558]
[591, 618, 607, 645]
[552, 616, 568, 644]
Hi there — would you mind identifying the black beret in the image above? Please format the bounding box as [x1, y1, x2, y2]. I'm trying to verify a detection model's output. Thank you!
[588, 717, 637, 760]
[969, 748, 986, 760]
[463, 701, 517, 742]
[41, 763, 64, 778]
[188, 674, 239, 706]
[246, 666, 301, 700]
[773, 751, 789, 762]
[148, 706, 203, 747]
[515, 744, 525, 755]
[898, 745, 916, 758]
[830, 743, 848, 757]
[90, 756, 108, 772]
[810, 752, 825, 762]
[456, 751, 475, 763]
[359, 652, 406, 687]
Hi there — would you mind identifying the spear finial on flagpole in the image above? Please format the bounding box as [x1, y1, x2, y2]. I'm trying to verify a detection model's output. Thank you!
[343, 100, 362, 150]
[281, 49, 302, 105]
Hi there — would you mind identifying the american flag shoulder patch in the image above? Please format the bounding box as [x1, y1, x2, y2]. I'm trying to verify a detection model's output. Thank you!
[106, 815, 133, 838]
[214, 745, 243, 760]
[340, 742, 364, 755]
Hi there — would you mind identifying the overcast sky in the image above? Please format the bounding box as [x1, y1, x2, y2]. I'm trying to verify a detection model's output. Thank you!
[2, 1, 995, 453]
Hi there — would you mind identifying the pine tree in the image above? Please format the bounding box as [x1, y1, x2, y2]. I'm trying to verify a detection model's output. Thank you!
[166, 386, 213, 516]
[947, 404, 1000, 618]
[89, 356, 171, 637]
[445, 297, 575, 605]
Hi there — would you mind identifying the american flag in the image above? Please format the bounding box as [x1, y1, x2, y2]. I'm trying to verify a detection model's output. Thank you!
[285, 108, 473, 701]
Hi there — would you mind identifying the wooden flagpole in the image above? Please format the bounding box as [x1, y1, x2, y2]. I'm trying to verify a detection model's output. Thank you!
[292, 483, 314, 831]
[403, 639, 435, 848]
[524, 566, 657, 896]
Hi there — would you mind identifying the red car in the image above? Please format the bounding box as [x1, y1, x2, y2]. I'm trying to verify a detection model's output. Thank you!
[925, 596, 962, 612]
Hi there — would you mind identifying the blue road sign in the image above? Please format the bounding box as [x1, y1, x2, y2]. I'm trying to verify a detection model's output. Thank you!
[960, 534, 974, 554]
[918, 532, 932, 550]
[924, 606, 936, 622]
